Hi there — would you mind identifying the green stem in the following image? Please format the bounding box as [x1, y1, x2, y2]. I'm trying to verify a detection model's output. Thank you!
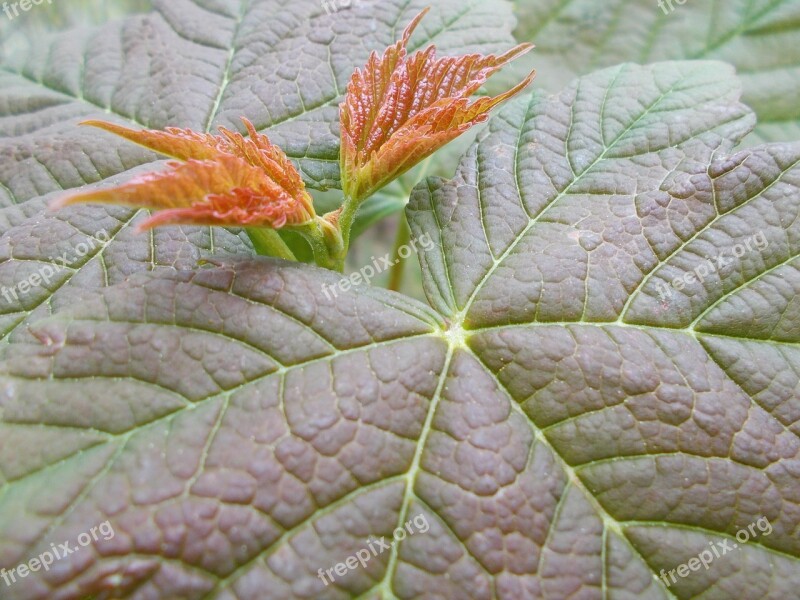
[335, 157, 435, 271]
[246, 228, 297, 261]
[332, 196, 359, 272]
[339, 197, 358, 251]
[387, 213, 411, 292]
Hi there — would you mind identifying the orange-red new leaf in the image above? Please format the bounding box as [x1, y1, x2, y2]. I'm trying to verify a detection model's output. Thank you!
[54, 118, 315, 231]
[340, 8, 536, 201]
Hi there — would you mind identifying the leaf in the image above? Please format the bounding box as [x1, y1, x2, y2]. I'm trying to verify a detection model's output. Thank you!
[2, 60, 799, 599]
[0, 259, 442, 598]
[511, 0, 800, 144]
[339, 8, 535, 202]
[0, 0, 521, 343]
[406, 60, 800, 597]
[54, 119, 316, 231]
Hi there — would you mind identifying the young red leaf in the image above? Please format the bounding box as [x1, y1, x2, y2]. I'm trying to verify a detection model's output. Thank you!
[53, 118, 315, 231]
[339, 8, 536, 202]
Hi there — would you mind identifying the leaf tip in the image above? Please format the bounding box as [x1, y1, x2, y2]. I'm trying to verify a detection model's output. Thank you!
[403, 7, 430, 44]
[77, 119, 126, 134]
[49, 191, 86, 211]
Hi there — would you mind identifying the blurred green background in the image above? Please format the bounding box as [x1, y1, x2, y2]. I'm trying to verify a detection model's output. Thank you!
[0, 0, 151, 51]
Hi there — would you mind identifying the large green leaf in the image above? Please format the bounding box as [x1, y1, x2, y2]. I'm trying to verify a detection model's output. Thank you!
[1, 60, 799, 598]
[0, 0, 520, 344]
[512, 0, 800, 144]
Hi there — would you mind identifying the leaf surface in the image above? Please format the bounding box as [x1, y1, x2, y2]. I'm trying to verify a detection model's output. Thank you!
[0, 0, 519, 343]
[1, 60, 799, 599]
[512, 0, 800, 144]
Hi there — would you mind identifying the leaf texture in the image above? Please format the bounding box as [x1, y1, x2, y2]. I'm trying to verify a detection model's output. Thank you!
[512, 0, 800, 144]
[0, 0, 519, 344]
[0, 60, 798, 599]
